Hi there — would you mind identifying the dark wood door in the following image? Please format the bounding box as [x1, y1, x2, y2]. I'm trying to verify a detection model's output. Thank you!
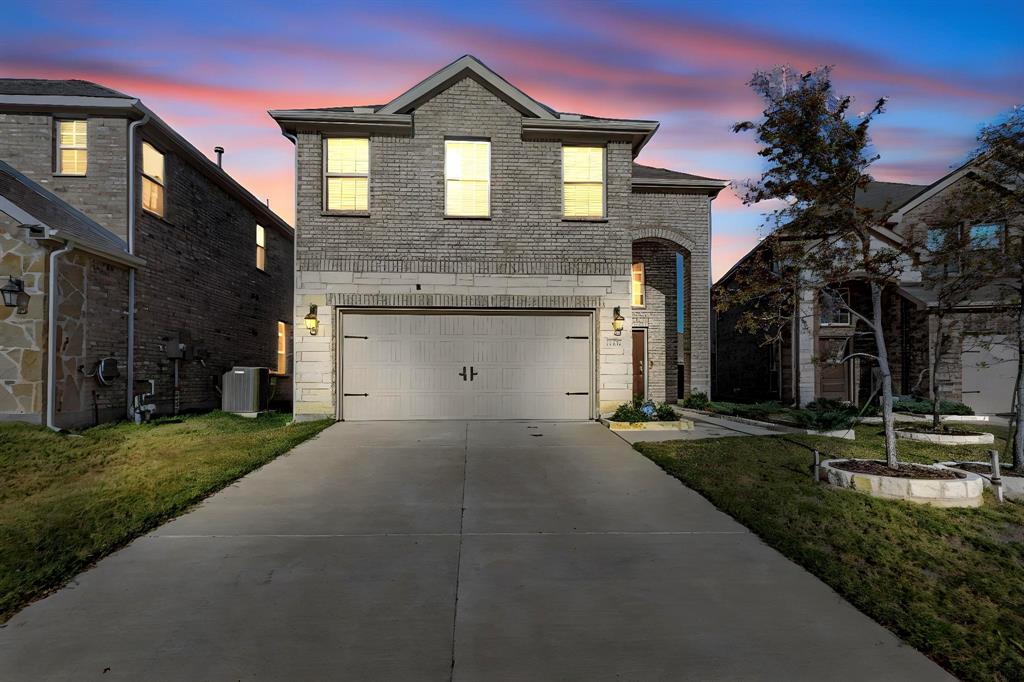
[632, 329, 646, 399]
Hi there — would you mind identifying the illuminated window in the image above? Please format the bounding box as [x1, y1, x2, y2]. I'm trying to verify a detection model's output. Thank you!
[445, 139, 490, 217]
[56, 119, 88, 175]
[563, 146, 604, 218]
[256, 225, 266, 271]
[631, 262, 645, 307]
[274, 321, 287, 375]
[141, 142, 165, 216]
[325, 138, 369, 212]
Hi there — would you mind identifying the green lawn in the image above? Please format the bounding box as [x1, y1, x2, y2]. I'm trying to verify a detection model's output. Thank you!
[636, 424, 1024, 682]
[0, 411, 332, 622]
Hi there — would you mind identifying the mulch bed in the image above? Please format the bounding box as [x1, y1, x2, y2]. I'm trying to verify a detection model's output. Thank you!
[952, 462, 1024, 478]
[830, 459, 964, 480]
[896, 426, 979, 436]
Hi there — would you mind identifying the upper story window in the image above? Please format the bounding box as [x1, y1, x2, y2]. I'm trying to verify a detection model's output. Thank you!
[256, 225, 267, 271]
[274, 321, 287, 375]
[325, 138, 369, 212]
[141, 142, 165, 217]
[968, 223, 1002, 250]
[563, 146, 604, 219]
[631, 262, 645, 307]
[445, 139, 490, 218]
[819, 288, 851, 326]
[56, 119, 87, 175]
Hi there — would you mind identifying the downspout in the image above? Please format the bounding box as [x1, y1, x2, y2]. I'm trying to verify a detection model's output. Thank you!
[45, 242, 73, 430]
[283, 131, 298, 422]
[126, 109, 150, 419]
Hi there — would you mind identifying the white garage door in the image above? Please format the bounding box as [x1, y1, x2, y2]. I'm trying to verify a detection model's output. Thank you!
[340, 312, 592, 420]
[962, 334, 1017, 415]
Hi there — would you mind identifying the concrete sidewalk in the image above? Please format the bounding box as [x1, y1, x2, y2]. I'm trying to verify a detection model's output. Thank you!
[0, 421, 951, 681]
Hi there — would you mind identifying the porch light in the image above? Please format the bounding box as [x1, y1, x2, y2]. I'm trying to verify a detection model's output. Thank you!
[303, 304, 319, 336]
[1, 276, 29, 314]
[612, 306, 625, 336]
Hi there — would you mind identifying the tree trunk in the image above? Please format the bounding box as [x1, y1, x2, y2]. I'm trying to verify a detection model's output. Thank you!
[1014, 300, 1024, 472]
[871, 282, 899, 468]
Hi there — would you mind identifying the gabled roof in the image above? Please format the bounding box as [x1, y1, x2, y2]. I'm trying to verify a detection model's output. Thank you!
[0, 160, 142, 266]
[378, 55, 556, 119]
[854, 181, 927, 213]
[632, 163, 728, 194]
[0, 78, 129, 98]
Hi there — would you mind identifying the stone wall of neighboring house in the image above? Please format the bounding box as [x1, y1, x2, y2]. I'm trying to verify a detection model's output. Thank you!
[0, 113, 129, 240]
[0, 216, 46, 421]
[132, 133, 293, 417]
[628, 190, 712, 397]
[292, 76, 643, 418]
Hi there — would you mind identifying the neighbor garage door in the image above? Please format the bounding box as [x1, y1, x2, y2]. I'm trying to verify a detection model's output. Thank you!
[961, 334, 1017, 415]
[340, 311, 592, 420]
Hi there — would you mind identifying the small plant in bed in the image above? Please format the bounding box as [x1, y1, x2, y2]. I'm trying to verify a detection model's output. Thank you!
[679, 391, 711, 410]
[611, 397, 678, 422]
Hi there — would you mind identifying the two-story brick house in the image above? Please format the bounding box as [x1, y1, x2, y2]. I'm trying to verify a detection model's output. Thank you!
[271, 56, 726, 421]
[0, 79, 293, 427]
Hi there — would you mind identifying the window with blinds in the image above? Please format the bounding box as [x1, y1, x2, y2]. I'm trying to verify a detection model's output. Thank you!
[631, 262, 645, 307]
[445, 139, 490, 217]
[57, 119, 88, 175]
[256, 225, 266, 271]
[563, 146, 604, 218]
[274, 321, 287, 375]
[325, 138, 369, 212]
[141, 142, 165, 216]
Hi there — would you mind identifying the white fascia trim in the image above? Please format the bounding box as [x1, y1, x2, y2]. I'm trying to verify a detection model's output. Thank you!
[378, 55, 556, 119]
[631, 178, 729, 191]
[0, 195, 40, 227]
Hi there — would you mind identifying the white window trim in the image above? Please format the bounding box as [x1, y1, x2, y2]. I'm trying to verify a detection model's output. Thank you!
[444, 138, 491, 219]
[140, 141, 165, 218]
[561, 145, 607, 220]
[55, 118, 88, 176]
[323, 136, 370, 214]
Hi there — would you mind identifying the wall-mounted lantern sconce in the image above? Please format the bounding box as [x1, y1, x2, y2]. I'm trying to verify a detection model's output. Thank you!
[1, 276, 29, 314]
[612, 306, 625, 336]
[303, 303, 319, 336]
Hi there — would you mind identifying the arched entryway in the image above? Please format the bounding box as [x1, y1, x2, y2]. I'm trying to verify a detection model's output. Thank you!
[631, 236, 691, 403]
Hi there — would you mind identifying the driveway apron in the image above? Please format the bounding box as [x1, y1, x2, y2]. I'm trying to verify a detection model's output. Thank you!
[0, 421, 951, 681]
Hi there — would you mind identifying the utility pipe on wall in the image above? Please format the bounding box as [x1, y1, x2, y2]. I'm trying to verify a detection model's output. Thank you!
[45, 243, 73, 431]
[125, 110, 150, 419]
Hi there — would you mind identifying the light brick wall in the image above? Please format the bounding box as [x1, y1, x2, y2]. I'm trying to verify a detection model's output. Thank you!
[292, 76, 711, 418]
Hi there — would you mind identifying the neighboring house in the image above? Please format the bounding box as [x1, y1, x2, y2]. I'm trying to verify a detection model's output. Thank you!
[0, 80, 293, 427]
[270, 55, 726, 421]
[713, 172, 1017, 414]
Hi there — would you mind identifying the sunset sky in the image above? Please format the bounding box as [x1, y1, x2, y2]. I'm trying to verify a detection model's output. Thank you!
[3, 0, 1021, 278]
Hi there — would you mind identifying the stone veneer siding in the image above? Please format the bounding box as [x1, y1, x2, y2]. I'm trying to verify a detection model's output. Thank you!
[291, 76, 713, 419]
[0, 217, 46, 420]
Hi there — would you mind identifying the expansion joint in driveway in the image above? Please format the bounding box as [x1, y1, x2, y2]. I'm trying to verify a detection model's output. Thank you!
[449, 422, 469, 681]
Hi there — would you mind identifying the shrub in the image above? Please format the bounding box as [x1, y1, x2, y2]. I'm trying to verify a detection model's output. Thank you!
[680, 391, 711, 410]
[792, 409, 856, 431]
[611, 397, 678, 422]
[893, 398, 974, 416]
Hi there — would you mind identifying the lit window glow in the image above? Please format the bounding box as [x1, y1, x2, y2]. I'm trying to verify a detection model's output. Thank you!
[141, 142, 165, 216]
[563, 146, 604, 218]
[445, 140, 490, 217]
[256, 225, 266, 271]
[275, 321, 287, 374]
[325, 138, 369, 212]
[57, 120, 87, 175]
[631, 262, 645, 307]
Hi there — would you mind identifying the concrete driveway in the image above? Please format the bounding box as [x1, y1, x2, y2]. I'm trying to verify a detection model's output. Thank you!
[0, 421, 950, 681]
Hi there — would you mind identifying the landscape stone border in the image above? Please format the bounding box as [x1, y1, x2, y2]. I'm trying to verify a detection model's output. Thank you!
[895, 430, 995, 445]
[940, 462, 1024, 501]
[820, 459, 984, 508]
[603, 419, 695, 431]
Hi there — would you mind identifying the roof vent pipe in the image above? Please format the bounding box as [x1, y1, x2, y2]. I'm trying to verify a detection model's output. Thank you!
[214, 146, 224, 167]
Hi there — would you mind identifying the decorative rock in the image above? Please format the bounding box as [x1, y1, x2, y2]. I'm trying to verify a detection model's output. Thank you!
[604, 419, 695, 431]
[819, 459, 984, 508]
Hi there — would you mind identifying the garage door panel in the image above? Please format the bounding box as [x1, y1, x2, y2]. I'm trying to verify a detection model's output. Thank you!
[340, 312, 592, 421]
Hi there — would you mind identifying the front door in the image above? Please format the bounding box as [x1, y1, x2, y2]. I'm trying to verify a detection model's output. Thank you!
[632, 329, 646, 400]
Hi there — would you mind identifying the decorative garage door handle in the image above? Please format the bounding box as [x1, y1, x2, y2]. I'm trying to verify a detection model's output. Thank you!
[565, 335, 588, 339]
[344, 335, 368, 339]
[343, 393, 369, 397]
[470, 367, 478, 381]
[565, 392, 589, 395]
[459, 367, 467, 381]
